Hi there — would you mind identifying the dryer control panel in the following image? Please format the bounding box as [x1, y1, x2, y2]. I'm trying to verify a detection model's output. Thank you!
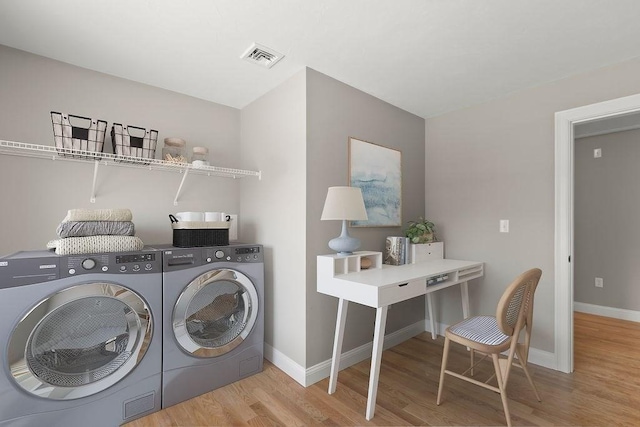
[203, 245, 263, 263]
[162, 244, 264, 272]
[61, 251, 161, 277]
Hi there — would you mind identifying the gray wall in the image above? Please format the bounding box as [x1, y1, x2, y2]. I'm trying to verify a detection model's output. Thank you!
[240, 68, 425, 369]
[240, 70, 307, 366]
[0, 45, 243, 256]
[306, 69, 426, 366]
[575, 129, 640, 311]
[425, 57, 640, 353]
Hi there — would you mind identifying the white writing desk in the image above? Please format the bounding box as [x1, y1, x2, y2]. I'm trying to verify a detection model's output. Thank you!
[317, 251, 483, 420]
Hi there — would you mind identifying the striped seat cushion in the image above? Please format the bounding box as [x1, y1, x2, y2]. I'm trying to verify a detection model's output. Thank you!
[448, 315, 509, 346]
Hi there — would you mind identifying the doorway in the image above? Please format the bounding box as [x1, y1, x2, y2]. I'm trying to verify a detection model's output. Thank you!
[554, 92, 640, 373]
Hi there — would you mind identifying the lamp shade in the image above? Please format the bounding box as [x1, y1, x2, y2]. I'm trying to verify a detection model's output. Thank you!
[321, 186, 368, 221]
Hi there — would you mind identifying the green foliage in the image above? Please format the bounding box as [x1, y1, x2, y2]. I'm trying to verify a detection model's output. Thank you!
[405, 217, 436, 243]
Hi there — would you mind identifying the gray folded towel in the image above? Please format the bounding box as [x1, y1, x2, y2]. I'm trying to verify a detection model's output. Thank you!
[57, 221, 135, 238]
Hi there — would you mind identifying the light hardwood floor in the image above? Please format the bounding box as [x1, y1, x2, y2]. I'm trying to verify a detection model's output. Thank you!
[127, 312, 640, 426]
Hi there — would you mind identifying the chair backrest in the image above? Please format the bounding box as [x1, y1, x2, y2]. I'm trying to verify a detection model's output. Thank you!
[495, 268, 542, 337]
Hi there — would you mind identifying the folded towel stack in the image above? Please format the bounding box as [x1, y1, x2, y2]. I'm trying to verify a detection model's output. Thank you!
[47, 209, 144, 255]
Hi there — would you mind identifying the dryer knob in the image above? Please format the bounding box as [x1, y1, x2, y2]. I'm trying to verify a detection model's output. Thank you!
[215, 250, 225, 259]
[82, 258, 96, 270]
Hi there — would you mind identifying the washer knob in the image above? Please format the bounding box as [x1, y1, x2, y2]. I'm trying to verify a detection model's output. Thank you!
[82, 258, 96, 270]
[215, 250, 225, 259]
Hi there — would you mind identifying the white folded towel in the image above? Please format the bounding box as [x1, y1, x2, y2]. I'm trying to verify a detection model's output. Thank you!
[62, 208, 133, 222]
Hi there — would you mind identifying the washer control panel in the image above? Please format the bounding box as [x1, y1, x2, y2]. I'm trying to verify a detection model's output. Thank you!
[62, 251, 160, 277]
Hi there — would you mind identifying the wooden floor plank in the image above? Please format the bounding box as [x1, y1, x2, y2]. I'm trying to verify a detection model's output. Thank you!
[126, 313, 640, 426]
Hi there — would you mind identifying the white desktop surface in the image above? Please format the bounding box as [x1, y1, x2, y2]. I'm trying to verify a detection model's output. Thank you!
[335, 259, 481, 287]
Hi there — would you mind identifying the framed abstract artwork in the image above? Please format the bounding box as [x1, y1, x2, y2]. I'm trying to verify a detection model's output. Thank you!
[348, 137, 402, 227]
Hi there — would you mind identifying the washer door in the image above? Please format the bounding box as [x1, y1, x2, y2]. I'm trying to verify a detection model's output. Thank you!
[173, 268, 259, 358]
[8, 283, 152, 400]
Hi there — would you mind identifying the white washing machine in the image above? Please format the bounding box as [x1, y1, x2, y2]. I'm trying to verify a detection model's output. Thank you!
[0, 249, 162, 427]
[160, 243, 264, 408]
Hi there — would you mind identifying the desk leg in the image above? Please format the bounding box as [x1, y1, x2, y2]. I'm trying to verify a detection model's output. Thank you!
[365, 305, 388, 421]
[328, 298, 348, 394]
[426, 293, 437, 339]
[460, 281, 470, 319]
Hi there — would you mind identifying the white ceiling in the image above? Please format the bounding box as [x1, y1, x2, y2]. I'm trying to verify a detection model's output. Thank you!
[2, 0, 640, 118]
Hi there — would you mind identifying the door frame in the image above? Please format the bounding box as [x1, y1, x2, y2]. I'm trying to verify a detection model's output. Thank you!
[554, 92, 640, 373]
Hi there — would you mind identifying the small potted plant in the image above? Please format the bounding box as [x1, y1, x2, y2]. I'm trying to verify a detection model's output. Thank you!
[405, 217, 436, 243]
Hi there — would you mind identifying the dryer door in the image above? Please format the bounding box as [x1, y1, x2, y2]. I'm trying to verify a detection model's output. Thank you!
[173, 268, 259, 358]
[7, 283, 152, 400]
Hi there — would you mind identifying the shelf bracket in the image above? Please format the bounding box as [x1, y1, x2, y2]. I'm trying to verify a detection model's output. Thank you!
[90, 160, 100, 203]
[174, 167, 190, 206]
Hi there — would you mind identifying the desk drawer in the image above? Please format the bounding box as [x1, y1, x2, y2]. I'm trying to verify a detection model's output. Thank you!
[379, 279, 426, 306]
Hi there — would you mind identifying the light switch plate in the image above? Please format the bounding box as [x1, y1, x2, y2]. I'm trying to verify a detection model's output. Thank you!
[500, 219, 509, 233]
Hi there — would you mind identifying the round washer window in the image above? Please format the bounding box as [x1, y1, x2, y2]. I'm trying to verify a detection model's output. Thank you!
[8, 283, 152, 400]
[173, 269, 259, 358]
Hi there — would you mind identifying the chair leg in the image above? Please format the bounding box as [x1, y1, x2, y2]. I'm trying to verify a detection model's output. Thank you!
[516, 347, 541, 402]
[437, 337, 450, 405]
[491, 353, 512, 427]
[470, 348, 475, 376]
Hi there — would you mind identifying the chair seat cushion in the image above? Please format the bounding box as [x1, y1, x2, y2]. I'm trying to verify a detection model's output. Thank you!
[448, 315, 509, 346]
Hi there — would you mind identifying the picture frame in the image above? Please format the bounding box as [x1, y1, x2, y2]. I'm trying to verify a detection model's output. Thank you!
[348, 137, 402, 227]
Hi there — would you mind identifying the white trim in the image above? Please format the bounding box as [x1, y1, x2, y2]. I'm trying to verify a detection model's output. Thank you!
[574, 302, 640, 323]
[304, 320, 425, 386]
[527, 347, 556, 370]
[267, 318, 556, 387]
[265, 321, 425, 387]
[263, 343, 307, 386]
[555, 92, 640, 374]
[424, 317, 446, 337]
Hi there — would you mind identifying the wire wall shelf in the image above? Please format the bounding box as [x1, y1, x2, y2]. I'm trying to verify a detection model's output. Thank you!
[0, 140, 262, 205]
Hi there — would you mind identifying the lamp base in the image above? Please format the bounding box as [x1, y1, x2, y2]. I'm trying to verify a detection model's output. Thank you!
[328, 219, 361, 255]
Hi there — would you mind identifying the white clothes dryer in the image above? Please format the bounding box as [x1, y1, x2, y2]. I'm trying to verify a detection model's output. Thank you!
[160, 244, 264, 408]
[0, 249, 162, 427]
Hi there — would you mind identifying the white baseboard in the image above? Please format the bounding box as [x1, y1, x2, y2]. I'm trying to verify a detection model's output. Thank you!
[424, 318, 444, 336]
[265, 319, 557, 386]
[264, 320, 425, 387]
[527, 347, 556, 370]
[263, 343, 307, 386]
[303, 320, 425, 386]
[574, 302, 640, 323]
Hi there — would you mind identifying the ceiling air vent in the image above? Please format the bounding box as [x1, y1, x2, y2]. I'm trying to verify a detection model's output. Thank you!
[241, 43, 284, 69]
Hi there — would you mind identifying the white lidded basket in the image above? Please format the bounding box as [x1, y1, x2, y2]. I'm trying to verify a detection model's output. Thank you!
[169, 215, 230, 247]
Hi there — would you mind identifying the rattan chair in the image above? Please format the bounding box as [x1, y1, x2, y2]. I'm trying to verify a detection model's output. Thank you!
[436, 268, 542, 427]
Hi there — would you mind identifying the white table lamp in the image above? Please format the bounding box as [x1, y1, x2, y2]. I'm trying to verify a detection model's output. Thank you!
[321, 186, 368, 255]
